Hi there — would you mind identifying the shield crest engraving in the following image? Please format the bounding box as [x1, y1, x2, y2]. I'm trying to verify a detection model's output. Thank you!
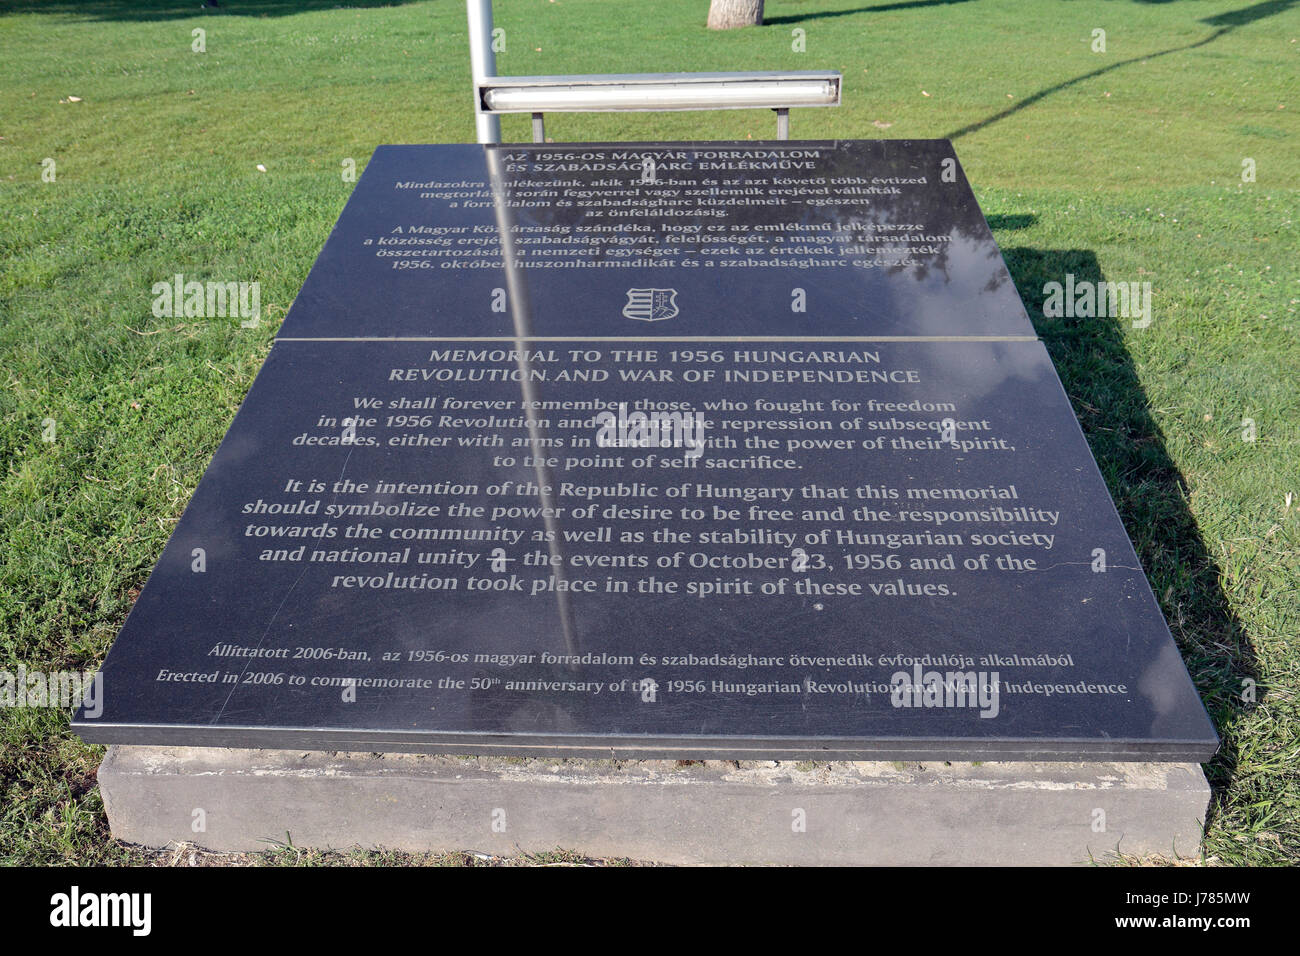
[622, 288, 679, 322]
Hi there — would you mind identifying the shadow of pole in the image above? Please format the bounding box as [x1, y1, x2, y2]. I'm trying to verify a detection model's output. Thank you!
[946, 28, 1228, 141]
[946, 0, 1296, 141]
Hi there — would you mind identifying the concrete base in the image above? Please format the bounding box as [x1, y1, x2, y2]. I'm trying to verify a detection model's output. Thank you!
[97, 746, 1211, 865]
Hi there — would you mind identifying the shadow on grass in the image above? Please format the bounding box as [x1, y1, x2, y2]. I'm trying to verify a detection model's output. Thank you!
[1002, 245, 1258, 834]
[764, 0, 977, 25]
[0, 0, 418, 21]
[945, 0, 1297, 141]
[985, 213, 1037, 231]
[1199, 0, 1298, 26]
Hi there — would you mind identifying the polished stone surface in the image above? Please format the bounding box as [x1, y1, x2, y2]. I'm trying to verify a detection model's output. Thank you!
[73, 143, 1216, 761]
[277, 141, 1037, 340]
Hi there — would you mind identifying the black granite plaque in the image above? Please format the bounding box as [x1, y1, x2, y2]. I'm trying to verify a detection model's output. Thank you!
[73, 142, 1217, 761]
[278, 142, 1036, 340]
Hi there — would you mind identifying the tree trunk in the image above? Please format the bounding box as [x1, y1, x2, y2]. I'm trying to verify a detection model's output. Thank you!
[707, 0, 764, 30]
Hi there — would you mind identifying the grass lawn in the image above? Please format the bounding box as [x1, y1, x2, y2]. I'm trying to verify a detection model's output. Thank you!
[1, 0, 1297, 866]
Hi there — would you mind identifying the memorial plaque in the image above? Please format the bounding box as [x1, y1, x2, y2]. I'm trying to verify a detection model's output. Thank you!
[74, 142, 1217, 761]
[277, 141, 1037, 340]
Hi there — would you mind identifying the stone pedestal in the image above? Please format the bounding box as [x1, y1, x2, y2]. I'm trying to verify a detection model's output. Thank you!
[98, 746, 1210, 865]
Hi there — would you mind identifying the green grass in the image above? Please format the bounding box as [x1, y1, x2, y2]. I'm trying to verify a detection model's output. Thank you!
[1, 0, 1298, 865]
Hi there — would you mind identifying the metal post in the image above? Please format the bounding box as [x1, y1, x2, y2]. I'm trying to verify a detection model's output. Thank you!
[775, 108, 789, 140]
[467, 0, 501, 144]
[483, 149, 578, 658]
[531, 112, 546, 143]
